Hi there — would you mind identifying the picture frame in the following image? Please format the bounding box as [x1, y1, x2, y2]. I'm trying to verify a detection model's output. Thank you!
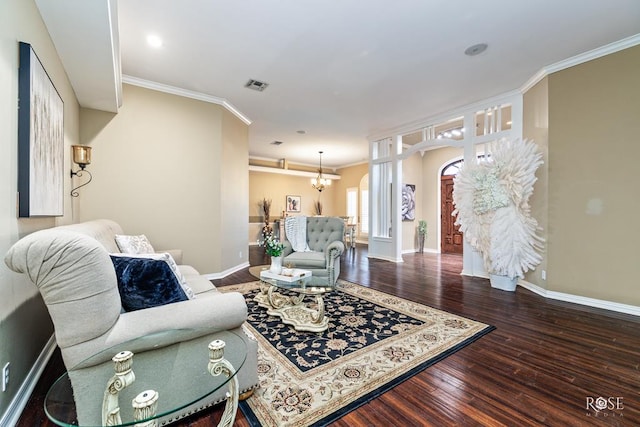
[402, 184, 416, 221]
[17, 42, 64, 217]
[286, 195, 301, 213]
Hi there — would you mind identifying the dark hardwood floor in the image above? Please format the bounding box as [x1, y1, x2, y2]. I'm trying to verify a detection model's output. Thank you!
[18, 245, 639, 426]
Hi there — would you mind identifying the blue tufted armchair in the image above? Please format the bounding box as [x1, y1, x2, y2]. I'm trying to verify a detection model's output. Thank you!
[281, 216, 345, 285]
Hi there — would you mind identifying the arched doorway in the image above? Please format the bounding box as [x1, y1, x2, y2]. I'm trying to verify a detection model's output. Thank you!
[441, 159, 463, 254]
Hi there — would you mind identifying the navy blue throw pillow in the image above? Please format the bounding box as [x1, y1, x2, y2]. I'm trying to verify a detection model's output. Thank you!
[110, 255, 188, 312]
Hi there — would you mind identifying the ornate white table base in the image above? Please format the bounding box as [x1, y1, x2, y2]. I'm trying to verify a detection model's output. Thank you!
[255, 282, 330, 332]
[101, 340, 238, 427]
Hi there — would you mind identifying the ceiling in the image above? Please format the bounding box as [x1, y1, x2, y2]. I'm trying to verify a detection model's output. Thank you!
[37, 1, 640, 169]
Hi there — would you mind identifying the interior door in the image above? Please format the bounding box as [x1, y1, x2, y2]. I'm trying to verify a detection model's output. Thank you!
[441, 175, 463, 254]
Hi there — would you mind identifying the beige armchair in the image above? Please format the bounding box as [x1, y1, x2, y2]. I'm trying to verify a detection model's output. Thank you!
[281, 216, 345, 285]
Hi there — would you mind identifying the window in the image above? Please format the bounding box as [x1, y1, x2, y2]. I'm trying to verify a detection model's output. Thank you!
[346, 188, 357, 223]
[442, 159, 463, 176]
[360, 189, 369, 234]
[442, 155, 489, 177]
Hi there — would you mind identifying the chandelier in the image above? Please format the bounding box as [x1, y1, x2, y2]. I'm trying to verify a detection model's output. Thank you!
[311, 151, 331, 192]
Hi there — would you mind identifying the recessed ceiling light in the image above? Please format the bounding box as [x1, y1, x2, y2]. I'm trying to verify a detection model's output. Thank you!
[296, 130, 306, 134]
[147, 34, 163, 48]
[464, 43, 488, 56]
[271, 140, 283, 145]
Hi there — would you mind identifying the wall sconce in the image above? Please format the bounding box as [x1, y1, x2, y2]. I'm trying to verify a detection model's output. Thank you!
[70, 145, 92, 197]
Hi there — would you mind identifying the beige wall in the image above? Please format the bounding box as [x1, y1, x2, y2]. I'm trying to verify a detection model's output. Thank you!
[0, 0, 79, 415]
[221, 109, 250, 269]
[421, 146, 463, 251]
[335, 162, 369, 242]
[546, 45, 640, 305]
[248, 171, 338, 242]
[523, 77, 549, 288]
[248, 162, 369, 243]
[79, 84, 248, 274]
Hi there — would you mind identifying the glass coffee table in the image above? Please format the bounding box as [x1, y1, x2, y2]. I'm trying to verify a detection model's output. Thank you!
[45, 330, 246, 427]
[256, 269, 335, 332]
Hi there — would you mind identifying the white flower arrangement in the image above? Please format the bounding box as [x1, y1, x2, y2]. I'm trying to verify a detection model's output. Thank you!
[453, 138, 544, 279]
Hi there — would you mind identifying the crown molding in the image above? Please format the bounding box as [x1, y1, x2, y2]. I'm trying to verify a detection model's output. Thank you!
[335, 159, 370, 170]
[249, 165, 341, 179]
[121, 75, 251, 125]
[521, 33, 640, 93]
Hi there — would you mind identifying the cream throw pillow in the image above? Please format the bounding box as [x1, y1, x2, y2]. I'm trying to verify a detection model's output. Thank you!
[115, 234, 155, 254]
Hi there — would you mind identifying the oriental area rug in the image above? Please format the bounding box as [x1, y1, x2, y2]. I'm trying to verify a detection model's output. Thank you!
[221, 280, 494, 427]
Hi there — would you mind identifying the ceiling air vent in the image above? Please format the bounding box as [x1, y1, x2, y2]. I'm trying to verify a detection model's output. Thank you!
[245, 79, 269, 91]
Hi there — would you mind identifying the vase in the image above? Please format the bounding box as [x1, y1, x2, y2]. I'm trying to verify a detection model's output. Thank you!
[270, 256, 283, 274]
[418, 235, 425, 253]
[489, 274, 518, 291]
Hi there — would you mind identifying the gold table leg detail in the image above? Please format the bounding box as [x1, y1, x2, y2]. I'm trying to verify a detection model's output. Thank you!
[132, 390, 159, 427]
[208, 340, 239, 427]
[102, 351, 136, 426]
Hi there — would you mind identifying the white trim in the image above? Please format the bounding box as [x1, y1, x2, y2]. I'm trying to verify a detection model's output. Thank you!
[401, 248, 439, 255]
[521, 33, 640, 93]
[372, 34, 640, 143]
[519, 280, 640, 317]
[249, 165, 340, 179]
[367, 253, 404, 263]
[335, 159, 370, 169]
[203, 261, 250, 280]
[421, 247, 440, 254]
[0, 335, 57, 427]
[107, 0, 122, 109]
[462, 270, 489, 279]
[249, 155, 344, 172]
[121, 75, 252, 125]
[368, 90, 520, 141]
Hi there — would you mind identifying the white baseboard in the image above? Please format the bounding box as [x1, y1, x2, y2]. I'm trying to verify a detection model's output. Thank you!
[0, 335, 57, 427]
[367, 254, 404, 263]
[401, 248, 438, 254]
[518, 280, 640, 317]
[462, 270, 489, 279]
[203, 261, 250, 280]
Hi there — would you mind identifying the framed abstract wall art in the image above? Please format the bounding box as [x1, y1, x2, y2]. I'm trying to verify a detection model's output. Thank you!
[18, 42, 64, 217]
[402, 184, 416, 221]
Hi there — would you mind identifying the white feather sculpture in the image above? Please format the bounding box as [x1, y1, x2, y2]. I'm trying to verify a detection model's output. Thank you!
[453, 139, 544, 279]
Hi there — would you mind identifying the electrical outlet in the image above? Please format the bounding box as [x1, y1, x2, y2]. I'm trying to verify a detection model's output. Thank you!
[2, 362, 9, 392]
[239, 251, 242, 259]
[541, 270, 546, 281]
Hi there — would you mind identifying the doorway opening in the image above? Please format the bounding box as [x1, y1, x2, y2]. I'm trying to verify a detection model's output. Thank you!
[440, 159, 463, 254]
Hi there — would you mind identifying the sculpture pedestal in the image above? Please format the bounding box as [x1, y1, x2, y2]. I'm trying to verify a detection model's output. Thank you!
[489, 274, 518, 291]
